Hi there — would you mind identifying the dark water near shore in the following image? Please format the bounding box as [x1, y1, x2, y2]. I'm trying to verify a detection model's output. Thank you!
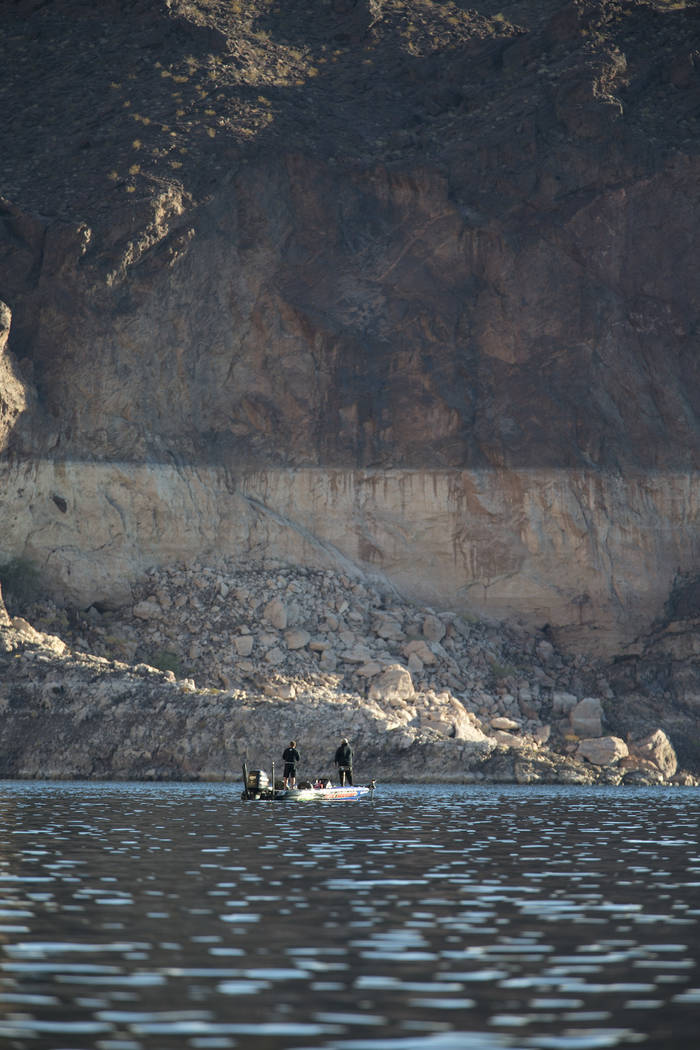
[0, 783, 698, 1050]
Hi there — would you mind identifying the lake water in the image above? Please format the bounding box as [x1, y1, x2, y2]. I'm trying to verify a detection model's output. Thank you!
[0, 782, 698, 1050]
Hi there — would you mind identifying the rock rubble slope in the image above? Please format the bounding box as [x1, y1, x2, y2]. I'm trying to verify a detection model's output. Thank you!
[1, 566, 696, 785]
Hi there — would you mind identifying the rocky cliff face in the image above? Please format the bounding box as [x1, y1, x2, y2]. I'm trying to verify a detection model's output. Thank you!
[0, 302, 27, 452]
[1, 1, 700, 655]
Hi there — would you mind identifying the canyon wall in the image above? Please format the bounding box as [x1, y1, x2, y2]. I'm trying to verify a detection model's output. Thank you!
[1, 1, 700, 656]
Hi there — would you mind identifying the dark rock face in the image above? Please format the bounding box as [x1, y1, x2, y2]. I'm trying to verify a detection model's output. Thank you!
[1, 1, 700, 650]
[2, 0, 699, 469]
[605, 572, 700, 772]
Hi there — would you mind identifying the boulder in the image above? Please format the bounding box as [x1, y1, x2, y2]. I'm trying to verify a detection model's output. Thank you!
[577, 736, 628, 766]
[490, 716, 520, 731]
[618, 755, 661, 777]
[319, 649, 337, 672]
[368, 664, 415, 702]
[458, 721, 490, 743]
[284, 628, 310, 651]
[389, 728, 416, 751]
[570, 697, 603, 737]
[340, 644, 373, 664]
[491, 730, 529, 749]
[536, 640, 555, 664]
[407, 651, 424, 674]
[518, 691, 539, 719]
[415, 692, 487, 742]
[308, 637, 330, 651]
[403, 639, 436, 665]
[621, 766, 666, 786]
[630, 729, 677, 777]
[552, 691, 578, 715]
[356, 660, 384, 677]
[374, 616, 405, 641]
[264, 646, 285, 665]
[234, 634, 254, 657]
[263, 599, 287, 630]
[422, 614, 446, 643]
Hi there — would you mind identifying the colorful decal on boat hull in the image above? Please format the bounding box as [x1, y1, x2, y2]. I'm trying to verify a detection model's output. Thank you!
[282, 785, 372, 802]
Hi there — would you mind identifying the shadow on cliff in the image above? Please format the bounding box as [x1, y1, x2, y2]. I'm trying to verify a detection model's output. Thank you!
[1, 0, 700, 472]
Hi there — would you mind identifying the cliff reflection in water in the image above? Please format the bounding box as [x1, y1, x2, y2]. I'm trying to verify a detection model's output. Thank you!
[0, 782, 698, 1050]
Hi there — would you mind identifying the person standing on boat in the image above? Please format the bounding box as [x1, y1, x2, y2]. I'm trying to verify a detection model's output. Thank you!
[282, 740, 300, 789]
[334, 738, 353, 786]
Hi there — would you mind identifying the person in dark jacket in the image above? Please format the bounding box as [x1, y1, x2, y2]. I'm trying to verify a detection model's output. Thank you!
[334, 738, 353, 786]
[282, 741, 300, 788]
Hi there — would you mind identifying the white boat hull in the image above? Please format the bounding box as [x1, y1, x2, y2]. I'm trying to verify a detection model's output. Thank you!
[282, 785, 373, 802]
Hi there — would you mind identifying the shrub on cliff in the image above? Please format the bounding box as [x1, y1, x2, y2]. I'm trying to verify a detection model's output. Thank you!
[0, 557, 42, 614]
[148, 649, 184, 678]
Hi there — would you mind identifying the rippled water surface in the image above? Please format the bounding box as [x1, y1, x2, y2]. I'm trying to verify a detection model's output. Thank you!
[0, 782, 698, 1050]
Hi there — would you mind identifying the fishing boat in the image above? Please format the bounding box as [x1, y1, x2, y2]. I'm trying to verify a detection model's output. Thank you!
[241, 764, 375, 802]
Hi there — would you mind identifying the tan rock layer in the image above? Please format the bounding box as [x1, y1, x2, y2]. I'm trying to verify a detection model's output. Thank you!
[1, 461, 698, 654]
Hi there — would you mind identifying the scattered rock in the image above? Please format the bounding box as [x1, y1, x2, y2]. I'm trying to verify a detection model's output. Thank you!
[407, 651, 424, 674]
[552, 692, 578, 715]
[264, 647, 285, 666]
[491, 730, 529, 749]
[285, 628, 311, 651]
[618, 755, 661, 778]
[577, 736, 629, 766]
[0, 559, 695, 784]
[570, 697, 604, 737]
[319, 649, 337, 672]
[490, 716, 520, 731]
[630, 729, 678, 778]
[356, 660, 384, 678]
[234, 635, 254, 657]
[374, 616, 405, 641]
[133, 599, 162, 620]
[404, 639, 436, 665]
[423, 614, 446, 643]
[263, 599, 287, 630]
[368, 664, 415, 703]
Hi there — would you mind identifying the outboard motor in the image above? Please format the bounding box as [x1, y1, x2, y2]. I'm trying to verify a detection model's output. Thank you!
[246, 769, 269, 795]
[241, 762, 275, 800]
